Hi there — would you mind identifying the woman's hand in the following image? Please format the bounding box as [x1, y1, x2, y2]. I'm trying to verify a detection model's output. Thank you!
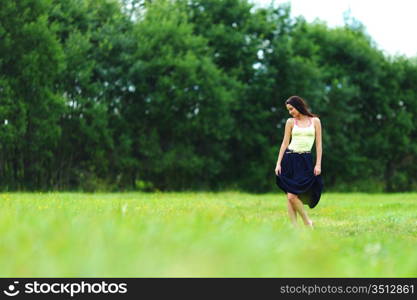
[314, 165, 321, 176]
[275, 164, 281, 176]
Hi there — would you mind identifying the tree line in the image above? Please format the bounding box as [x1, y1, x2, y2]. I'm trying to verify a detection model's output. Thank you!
[1, 0, 417, 192]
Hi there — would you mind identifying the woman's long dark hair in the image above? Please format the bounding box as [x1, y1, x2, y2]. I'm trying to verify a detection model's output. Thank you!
[285, 96, 319, 118]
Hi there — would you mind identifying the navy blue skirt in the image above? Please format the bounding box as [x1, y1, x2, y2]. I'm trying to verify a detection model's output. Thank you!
[275, 148, 323, 208]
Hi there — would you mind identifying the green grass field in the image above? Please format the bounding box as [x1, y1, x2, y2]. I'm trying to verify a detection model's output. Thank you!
[1, 192, 416, 277]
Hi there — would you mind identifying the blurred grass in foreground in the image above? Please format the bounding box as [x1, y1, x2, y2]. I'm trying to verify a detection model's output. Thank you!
[0, 192, 416, 277]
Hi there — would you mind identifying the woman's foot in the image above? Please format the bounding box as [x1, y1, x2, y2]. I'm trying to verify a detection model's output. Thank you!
[305, 220, 314, 229]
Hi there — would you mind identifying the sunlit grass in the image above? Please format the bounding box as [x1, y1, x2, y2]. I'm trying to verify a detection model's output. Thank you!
[0, 192, 416, 277]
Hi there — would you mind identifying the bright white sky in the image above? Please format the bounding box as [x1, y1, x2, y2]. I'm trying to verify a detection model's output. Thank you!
[253, 0, 417, 58]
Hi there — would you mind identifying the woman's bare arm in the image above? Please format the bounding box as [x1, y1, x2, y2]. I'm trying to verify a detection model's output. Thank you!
[276, 118, 293, 166]
[314, 117, 322, 167]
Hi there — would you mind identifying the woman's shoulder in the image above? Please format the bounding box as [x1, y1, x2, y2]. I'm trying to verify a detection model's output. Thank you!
[286, 118, 295, 125]
[312, 117, 321, 125]
[284, 118, 295, 130]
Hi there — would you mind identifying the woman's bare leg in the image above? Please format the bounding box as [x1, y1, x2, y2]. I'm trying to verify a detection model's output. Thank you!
[287, 198, 298, 226]
[288, 193, 313, 227]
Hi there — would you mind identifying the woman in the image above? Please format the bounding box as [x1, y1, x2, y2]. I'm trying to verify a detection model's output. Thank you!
[275, 96, 323, 228]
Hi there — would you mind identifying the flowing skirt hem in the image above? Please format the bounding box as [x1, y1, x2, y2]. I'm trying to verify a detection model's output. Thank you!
[276, 174, 322, 208]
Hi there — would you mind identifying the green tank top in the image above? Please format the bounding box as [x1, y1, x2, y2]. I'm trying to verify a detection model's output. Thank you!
[288, 118, 315, 152]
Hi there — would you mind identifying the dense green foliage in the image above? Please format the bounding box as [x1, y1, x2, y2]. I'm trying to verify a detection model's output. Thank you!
[1, 0, 417, 192]
[1, 192, 416, 276]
